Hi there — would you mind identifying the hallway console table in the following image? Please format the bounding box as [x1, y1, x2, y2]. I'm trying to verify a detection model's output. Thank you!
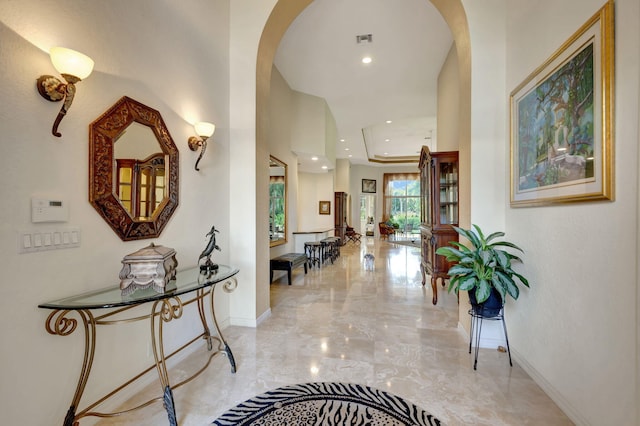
[38, 265, 239, 426]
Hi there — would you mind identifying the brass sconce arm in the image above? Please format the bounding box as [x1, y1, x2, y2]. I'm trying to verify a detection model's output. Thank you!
[37, 74, 79, 137]
[188, 122, 215, 171]
[188, 136, 208, 171]
[36, 47, 93, 138]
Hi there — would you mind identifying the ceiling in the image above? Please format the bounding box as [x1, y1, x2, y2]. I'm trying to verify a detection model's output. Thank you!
[273, 0, 453, 173]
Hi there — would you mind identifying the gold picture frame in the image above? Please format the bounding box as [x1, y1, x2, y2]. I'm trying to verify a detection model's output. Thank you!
[510, 0, 614, 207]
[319, 201, 331, 215]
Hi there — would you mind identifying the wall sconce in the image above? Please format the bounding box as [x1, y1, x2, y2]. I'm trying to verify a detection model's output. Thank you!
[36, 47, 94, 137]
[188, 122, 215, 171]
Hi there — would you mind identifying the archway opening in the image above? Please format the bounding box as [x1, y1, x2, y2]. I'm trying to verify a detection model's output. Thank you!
[255, 0, 471, 312]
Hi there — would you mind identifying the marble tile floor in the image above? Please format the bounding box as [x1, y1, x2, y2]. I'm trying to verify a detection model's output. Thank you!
[96, 238, 573, 426]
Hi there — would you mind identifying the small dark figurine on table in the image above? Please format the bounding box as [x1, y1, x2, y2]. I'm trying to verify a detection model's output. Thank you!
[199, 225, 221, 273]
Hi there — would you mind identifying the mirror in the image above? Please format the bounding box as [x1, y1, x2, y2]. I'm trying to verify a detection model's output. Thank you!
[89, 96, 179, 241]
[269, 155, 287, 247]
[114, 122, 167, 219]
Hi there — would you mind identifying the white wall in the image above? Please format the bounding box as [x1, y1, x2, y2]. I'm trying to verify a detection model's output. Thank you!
[437, 43, 460, 152]
[229, 0, 279, 326]
[465, 0, 640, 425]
[291, 90, 337, 167]
[501, 1, 639, 424]
[0, 1, 231, 424]
[267, 65, 339, 236]
[297, 172, 335, 231]
[291, 91, 328, 155]
[464, 0, 507, 233]
[325, 102, 338, 166]
[267, 66, 299, 260]
[335, 158, 352, 194]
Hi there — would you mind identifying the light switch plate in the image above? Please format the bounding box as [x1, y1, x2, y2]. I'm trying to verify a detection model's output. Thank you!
[18, 227, 81, 254]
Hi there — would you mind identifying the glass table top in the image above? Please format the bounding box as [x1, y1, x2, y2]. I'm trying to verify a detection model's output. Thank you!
[38, 265, 239, 310]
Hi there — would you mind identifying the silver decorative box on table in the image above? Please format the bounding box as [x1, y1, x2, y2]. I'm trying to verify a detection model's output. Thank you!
[119, 243, 178, 295]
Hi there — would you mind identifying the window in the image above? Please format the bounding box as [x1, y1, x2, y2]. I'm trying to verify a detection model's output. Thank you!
[383, 173, 420, 236]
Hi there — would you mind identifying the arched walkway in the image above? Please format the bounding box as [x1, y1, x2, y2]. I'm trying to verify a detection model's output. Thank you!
[255, 0, 471, 316]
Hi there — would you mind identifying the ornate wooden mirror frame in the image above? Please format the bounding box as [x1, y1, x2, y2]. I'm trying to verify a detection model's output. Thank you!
[89, 96, 179, 241]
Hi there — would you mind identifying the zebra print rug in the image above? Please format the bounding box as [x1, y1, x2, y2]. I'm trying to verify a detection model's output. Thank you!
[212, 382, 443, 425]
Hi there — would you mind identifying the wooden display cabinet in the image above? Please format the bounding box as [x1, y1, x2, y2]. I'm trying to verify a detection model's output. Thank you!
[334, 192, 348, 245]
[419, 146, 459, 304]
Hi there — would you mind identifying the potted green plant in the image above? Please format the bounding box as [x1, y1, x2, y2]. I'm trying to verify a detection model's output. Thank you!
[435, 224, 530, 316]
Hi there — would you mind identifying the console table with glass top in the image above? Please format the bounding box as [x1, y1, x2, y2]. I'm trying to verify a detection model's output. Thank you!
[38, 265, 239, 426]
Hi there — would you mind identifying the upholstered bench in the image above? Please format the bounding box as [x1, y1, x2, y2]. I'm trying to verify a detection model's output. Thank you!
[270, 253, 308, 285]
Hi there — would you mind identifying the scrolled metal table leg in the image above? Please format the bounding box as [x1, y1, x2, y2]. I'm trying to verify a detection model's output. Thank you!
[163, 386, 177, 426]
[45, 309, 96, 426]
[151, 297, 183, 425]
[196, 288, 214, 351]
[209, 277, 238, 373]
[63, 405, 77, 426]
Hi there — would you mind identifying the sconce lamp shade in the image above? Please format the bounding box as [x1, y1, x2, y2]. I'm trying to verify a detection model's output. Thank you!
[188, 122, 215, 171]
[50, 47, 94, 80]
[194, 122, 215, 138]
[37, 46, 94, 137]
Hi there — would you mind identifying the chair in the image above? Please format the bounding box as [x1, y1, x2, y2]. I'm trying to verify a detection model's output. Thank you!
[378, 223, 396, 240]
[321, 237, 341, 262]
[345, 225, 362, 244]
[304, 242, 323, 268]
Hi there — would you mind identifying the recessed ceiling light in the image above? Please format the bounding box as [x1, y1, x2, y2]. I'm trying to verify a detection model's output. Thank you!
[311, 156, 318, 161]
[340, 139, 345, 142]
[385, 138, 390, 142]
[344, 148, 350, 151]
[321, 165, 328, 170]
[348, 154, 353, 158]
[386, 120, 392, 124]
[362, 56, 372, 64]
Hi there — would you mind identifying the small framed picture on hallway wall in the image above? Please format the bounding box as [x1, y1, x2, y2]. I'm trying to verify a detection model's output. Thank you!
[319, 201, 331, 215]
[362, 179, 376, 193]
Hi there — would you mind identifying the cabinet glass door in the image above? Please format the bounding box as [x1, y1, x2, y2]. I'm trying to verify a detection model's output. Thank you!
[438, 161, 458, 225]
[421, 160, 431, 226]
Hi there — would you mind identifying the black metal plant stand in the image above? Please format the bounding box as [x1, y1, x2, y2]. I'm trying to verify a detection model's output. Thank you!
[468, 305, 512, 370]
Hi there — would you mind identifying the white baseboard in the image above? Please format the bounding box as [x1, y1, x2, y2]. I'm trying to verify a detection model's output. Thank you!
[230, 308, 271, 328]
[512, 348, 588, 425]
[256, 308, 272, 325]
[457, 319, 506, 348]
[459, 322, 585, 424]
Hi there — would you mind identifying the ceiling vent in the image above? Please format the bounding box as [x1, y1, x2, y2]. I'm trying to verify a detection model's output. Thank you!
[356, 34, 373, 44]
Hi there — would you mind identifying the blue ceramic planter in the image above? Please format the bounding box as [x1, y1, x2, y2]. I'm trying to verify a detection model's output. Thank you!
[469, 287, 503, 318]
